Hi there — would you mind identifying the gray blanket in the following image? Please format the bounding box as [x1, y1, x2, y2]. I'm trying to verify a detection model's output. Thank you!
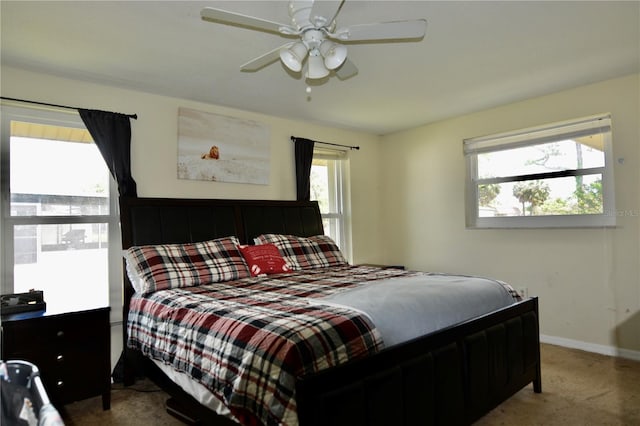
[310, 273, 517, 347]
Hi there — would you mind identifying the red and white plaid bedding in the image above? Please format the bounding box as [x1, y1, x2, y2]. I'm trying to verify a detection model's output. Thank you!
[127, 265, 417, 425]
[128, 265, 521, 425]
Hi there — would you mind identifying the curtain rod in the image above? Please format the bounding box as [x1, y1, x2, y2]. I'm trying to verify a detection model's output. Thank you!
[0, 96, 138, 120]
[290, 136, 359, 150]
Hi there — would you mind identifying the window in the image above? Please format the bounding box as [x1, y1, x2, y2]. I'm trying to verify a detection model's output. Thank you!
[1, 106, 120, 314]
[464, 114, 615, 228]
[310, 147, 351, 259]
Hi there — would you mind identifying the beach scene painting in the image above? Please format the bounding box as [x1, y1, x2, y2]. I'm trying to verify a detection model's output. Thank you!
[177, 107, 270, 184]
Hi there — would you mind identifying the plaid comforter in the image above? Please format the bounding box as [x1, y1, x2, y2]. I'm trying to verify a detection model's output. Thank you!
[127, 265, 418, 426]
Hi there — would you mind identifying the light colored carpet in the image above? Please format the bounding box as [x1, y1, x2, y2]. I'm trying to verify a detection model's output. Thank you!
[60, 343, 639, 425]
[477, 344, 639, 425]
[60, 379, 183, 426]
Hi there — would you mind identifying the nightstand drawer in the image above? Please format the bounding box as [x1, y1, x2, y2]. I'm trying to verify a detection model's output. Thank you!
[41, 339, 109, 403]
[5, 309, 105, 341]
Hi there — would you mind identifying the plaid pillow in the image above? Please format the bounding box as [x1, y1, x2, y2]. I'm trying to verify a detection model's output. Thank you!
[254, 234, 348, 270]
[124, 236, 250, 294]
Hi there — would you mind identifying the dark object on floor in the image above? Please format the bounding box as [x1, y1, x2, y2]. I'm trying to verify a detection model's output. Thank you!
[0, 360, 64, 426]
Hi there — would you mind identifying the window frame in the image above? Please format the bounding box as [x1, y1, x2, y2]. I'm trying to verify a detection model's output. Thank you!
[311, 147, 352, 260]
[1, 105, 121, 320]
[464, 114, 616, 229]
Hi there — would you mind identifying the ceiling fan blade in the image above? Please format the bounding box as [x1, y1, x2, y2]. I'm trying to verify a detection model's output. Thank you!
[335, 58, 358, 80]
[332, 19, 427, 42]
[309, 0, 345, 28]
[240, 44, 291, 72]
[201, 7, 298, 35]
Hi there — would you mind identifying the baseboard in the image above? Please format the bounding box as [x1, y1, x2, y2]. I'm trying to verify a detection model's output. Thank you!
[540, 334, 640, 362]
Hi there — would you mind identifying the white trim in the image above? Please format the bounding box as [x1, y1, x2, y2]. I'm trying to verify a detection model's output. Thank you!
[310, 153, 352, 262]
[473, 213, 616, 229]
[313, 146, 348, 159]
[463, 113, 611, 154]
[464, 113, 616, 229]
[540, 334, 640, 362]
[1, 105, 122, 322]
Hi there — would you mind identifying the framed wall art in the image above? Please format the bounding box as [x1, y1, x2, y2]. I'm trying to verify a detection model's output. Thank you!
[177, 107, 270, 185]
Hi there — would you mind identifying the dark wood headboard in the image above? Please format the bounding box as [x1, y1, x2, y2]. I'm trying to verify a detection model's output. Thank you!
[118, 196, 324, 320]
[119, 197, 324, 249]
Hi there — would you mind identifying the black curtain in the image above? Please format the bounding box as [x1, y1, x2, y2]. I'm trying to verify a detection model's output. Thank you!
[79, 109, 137, 197]
[293, 137, 315, 201]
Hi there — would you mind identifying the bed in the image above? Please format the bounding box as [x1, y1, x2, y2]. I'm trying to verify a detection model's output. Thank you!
[119, 196, 541, 426]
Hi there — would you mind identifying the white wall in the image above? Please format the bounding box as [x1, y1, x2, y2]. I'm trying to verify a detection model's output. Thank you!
[380, 74, 640, 355]
[1, 66, 386, 262]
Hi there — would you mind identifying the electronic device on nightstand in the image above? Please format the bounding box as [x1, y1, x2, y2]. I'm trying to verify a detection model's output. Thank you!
[1, 290, 46, 316]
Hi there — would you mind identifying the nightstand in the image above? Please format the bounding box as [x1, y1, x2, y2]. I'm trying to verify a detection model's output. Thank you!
[1, 305, 111, 410]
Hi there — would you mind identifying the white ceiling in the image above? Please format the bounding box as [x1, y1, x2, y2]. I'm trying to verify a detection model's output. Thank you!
[2, 1, 638, 135]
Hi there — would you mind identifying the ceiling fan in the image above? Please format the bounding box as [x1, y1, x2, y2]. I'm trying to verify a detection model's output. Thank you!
[201, 0, 427, 81]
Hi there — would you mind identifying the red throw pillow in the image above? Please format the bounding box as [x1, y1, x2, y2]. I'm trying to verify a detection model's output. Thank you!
[238, 244, 292, 277]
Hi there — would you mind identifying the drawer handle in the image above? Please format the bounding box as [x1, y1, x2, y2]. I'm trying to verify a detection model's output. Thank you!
[56, 355, 64, 362]
[56, 331, 64, 338]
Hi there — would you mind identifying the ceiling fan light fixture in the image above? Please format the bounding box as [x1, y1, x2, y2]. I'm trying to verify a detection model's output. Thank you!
[279, 42, 308, 72]
[306, 51, 330, 79]
[201, 2, 428, 82]
[319, 40, 347, 70]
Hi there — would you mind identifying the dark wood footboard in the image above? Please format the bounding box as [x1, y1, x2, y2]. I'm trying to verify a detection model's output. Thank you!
[129, 297, 541, 425]
[296, 297, 541, 426]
